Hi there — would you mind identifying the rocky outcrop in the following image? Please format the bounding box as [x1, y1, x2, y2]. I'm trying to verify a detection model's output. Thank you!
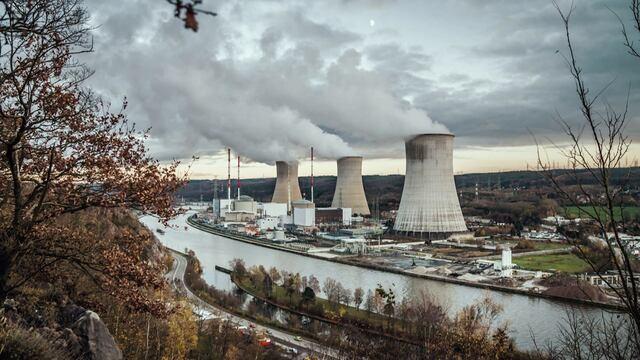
[2, 300, 123, 360]
[72, 311, 122, 360]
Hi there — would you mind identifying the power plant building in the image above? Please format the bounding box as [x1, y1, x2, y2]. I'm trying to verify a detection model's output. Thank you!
[394, 134, 467, 239]
[234, 195, 258, 214]
[331, 156, 370, 216]
[292, 200, 315, 227]
[258, 203, 288, 218]
[272, 161, 302, 205]
[316, 207, 352, 226]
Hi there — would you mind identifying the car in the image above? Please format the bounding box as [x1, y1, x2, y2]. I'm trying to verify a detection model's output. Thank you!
[265, 329, 272, 335]
[294, 336, 302, 341]
[249, 323, 256, 328]
[285, 347, 298, 354]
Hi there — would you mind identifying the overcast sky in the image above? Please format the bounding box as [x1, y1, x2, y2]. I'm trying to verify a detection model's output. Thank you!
[82, 0, 639, 178]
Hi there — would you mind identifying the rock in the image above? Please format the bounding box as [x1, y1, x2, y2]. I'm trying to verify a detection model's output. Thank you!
[61, 304, 87, 325]
[2, 298, 24, 326]
[72, 310, 123, 360]
[3, 298, 18, 312]
[61, 327, 84, 356]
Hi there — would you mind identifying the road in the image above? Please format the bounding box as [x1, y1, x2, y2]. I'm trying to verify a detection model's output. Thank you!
[165, 249, 337, 359]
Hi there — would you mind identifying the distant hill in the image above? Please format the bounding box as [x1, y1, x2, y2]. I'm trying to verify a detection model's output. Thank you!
[177, 167, 640, 210]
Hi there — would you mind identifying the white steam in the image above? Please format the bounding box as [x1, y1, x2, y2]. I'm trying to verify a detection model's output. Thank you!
[83, 0, 447, 164]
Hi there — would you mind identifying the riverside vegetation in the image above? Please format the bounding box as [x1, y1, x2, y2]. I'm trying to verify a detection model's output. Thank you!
[0, 208, 294, 359]
[184, 254, 543, 359]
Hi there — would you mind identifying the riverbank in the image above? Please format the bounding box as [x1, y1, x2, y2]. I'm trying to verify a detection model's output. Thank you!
[168, 248, 338, 356]
[229, 270, 421, 347]
[187, 215, 624, 311]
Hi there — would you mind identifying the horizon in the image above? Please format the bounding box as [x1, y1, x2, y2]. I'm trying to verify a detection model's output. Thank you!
[181, 159, 640, 181]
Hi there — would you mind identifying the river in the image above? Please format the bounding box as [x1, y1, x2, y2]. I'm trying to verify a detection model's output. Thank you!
[142, 211, 614, 350]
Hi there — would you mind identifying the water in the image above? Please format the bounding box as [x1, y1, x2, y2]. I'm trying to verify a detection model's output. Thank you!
[143, 211, 615, 350]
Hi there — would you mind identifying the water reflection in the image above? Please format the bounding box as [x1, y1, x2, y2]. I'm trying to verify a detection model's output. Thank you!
[142, 212, 609, 350]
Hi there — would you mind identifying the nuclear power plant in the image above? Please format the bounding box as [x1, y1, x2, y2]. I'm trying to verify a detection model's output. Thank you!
[271, 161, 302, 205]
[394, 133, 467, 239]
[195, 137, 551, 315]
[331, 156, 370, 216]
[217, 135, 467, 241]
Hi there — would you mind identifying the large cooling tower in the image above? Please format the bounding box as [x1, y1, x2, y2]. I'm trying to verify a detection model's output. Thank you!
[394, 134, 467, 238]
[272, 161, 303, 204]
[331, 156, 370, 215]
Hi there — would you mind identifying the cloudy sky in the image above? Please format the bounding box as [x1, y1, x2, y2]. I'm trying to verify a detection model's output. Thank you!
[82, 0, 640, 178]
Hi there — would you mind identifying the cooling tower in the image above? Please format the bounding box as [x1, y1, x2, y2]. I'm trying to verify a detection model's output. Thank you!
[331, 156, 370, 216]
[394, 134, 467, 238]
[272, 161, 303, 204]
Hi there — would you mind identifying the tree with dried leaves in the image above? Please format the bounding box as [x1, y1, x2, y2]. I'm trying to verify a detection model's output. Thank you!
[0, 0, 185, 302]
[353, 287, 364, 310]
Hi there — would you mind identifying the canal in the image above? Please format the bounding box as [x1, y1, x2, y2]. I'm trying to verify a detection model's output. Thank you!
[142, 211, 613, 350]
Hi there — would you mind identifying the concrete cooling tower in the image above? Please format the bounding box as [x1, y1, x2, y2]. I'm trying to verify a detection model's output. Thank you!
[331, 156, 370, 215]
[394, 134, 467, 239]
[272, 161, 302, 204]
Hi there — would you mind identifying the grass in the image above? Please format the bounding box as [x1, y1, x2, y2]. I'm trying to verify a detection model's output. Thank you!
[532, 242, 570, 251]
[562, 206, 640, 222]
[493, 239, 568, 252]
[515, 253, 590, 273]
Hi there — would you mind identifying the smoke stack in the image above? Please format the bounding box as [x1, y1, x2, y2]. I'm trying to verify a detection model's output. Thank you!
[310, 147, 314, 203]
[331, 156, 370, 215]
[394, 134, 467, 238]
[227, 148, 231, 200]
[272, 161, 302, 205]
[237, 155, 241, 199]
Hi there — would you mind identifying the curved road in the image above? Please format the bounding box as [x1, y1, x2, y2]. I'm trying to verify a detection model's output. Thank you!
[166, 249, 337, 359]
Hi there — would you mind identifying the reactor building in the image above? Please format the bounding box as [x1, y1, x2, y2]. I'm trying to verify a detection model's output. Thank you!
[272, 161, 303, 205]
[331, 156, 370, 216]
[394, 133, 467, 239]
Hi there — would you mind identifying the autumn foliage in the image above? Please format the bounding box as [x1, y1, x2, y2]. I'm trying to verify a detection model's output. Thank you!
[0, 0, 185, 299]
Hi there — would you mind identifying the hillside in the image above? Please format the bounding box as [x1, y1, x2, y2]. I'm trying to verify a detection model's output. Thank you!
[176, 167, 640, 211]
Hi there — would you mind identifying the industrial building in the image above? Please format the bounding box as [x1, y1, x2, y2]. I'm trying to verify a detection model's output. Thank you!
[224, 211, 255, 222]
[331, 156, 370, 216]
[214, 198, 234, 219]
[315, 207, 352, 226]
[234, 195, 258, 214]
[271, 161, 302, 206]
[394, 133, 468, 239]
[292, 199, 315, 227]
[257, 217, 279, 230]
[258, 202, 287, 218]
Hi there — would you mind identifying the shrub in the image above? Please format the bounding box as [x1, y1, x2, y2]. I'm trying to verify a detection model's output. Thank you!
[514, 239, 535, 250]
[0, 319, 75, 359]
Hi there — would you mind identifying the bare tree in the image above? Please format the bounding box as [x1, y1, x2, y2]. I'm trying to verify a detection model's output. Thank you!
[534, 1, 640, 355]
[353, 287, 364, 310]
[617, 0, 640, 59]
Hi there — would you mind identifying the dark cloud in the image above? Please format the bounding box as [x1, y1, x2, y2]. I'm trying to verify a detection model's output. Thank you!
[80, 0, 639, 166]
[82, 0, 444, 164]
[397, 0, 639, 149]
